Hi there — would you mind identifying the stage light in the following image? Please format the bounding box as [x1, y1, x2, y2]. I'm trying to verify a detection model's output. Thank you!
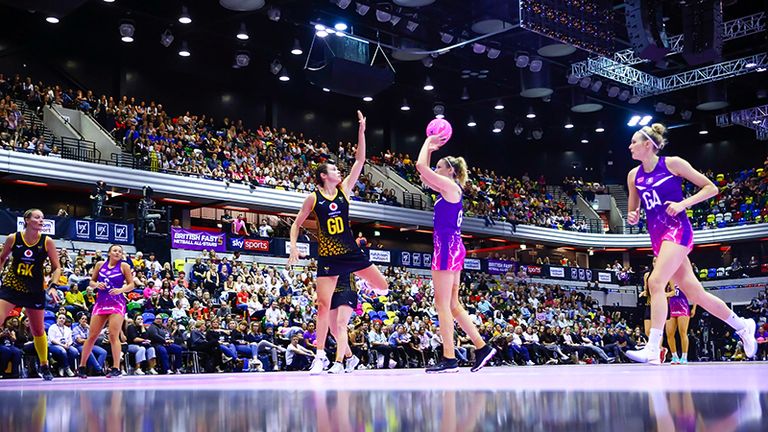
[46, 16, 60, 24]
[639, 115, 653, 126]
[423, 76, 434, 91]
[400, 99, 410, 111]
[334, 22, 348, 31]
[494, 100, 504, 110]
[290, 39, 303, 55]
[237, 23, 249, 40]
[160, 29, 174, 47]
[467, 116, 477, 127]
[178, 6, 192, 24]
[627, 115, 641, 127]
[119, 22, 135, 43]
[178, 41, 191, 57]
[278, 69, 290, 81]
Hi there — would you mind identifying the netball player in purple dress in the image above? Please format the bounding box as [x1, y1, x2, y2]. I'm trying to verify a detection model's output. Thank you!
[666, 286, 696, 364]
[76, 244, 134, 378]
[625, 123, 756, 364]
[416, 135, 496, 373]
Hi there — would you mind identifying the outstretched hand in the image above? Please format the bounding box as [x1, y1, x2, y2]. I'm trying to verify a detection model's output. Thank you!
[357, 110, 366, 131]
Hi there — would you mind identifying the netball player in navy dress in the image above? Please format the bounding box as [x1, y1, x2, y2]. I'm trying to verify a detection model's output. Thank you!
[416, 135, 496, 373]
[0, 209, 62, 380]
[289, 111, 389, 375]
[624, 123, 756, 364]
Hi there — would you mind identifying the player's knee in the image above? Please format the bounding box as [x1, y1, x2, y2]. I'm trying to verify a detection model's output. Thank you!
[647, 275, 667, 294]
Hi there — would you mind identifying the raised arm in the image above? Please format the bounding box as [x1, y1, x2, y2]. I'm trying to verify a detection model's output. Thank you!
[288, 194, 317, 265]
[341, 110, 367, 196]
[415, 136, 461, 200]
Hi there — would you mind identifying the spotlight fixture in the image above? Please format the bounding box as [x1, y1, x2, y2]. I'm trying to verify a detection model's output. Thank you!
[513, 123, 524, 135]
[590, 80, 603, 92]
[467, 116, 477, 127]
[655, 102, 667, 112]
[278, 68, 290, 82]
[487, 48, 501, 59]
[493, 120, 505, 133]
[390, 15, 401, 26]
[270, 59, 283, 75]
[290, 39, 303, 55]
[494, 99, 504, 110]
[355, 3, 370, 15]
[627, 115, 641, 127]
[472, 43, 487, 54]
[267, 6, 281, 21]
[400, 99, 410, 111]
[532, 127, 543, 140]
[639, 115, 653, 126]
[579, 77, 591, 88]
[526, 107, 536, 119]
[376, 10, 392, 22]
[160, 29, 174, 47]
[529, 58, 542, 73]
[178, 5, 192, 24]
[322, 87, 330, 92]
[757, 67, 767, 72]
[433, 103, 445, 118]
[334, 22, 348, 31]
[421, 57, 434, 68]
[607, 86, 620, 98]
[363, 96, 373, 102]
[119, 22, 135, 43]
[581, 138, 589, 144]
[178, 40, 191, 57]
[316, 29, 329, 38]
[699, 128, 709, 135]
[45, 16, 60, 24]
[237, 23, 249, 40]
[567, 74, 579, 85]
[595, 121, 605, 133]
[515, 53, 530, 68]
[681, 110, 692, 120]
[440, 32, 454, 44]
[406, 21, 419, 32]
[664, 105, 676, 115]
[618, 90, 630, 101]
[423, 76, 434, 91]
[628, 95, 641, 104]
[336, 0, 352, 9]
[564, 117, 574, 129]
[745, 62, 758, 68]
[235, 51, 250, 67]
[461, 87, 470, 101]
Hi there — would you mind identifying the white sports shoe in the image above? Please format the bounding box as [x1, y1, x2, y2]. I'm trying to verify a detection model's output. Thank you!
[626, 347, 662, 365]
[344, 355, 360, 373]
[309, 355, 330, 375]
[736, 318, 757, 359]
[328, 362, 345, 374]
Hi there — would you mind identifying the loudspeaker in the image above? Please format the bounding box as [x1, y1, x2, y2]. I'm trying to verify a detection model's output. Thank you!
[307, 57, 395, 98]
[625, 0, 671, 62]
[682, 0, 723, 66]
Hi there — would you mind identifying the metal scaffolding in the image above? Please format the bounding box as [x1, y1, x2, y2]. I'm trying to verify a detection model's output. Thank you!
[569, 13, 767, 98]
[716, 104, 768, 140]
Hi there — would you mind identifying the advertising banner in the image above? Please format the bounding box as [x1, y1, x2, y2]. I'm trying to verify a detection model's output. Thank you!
[369, 249, 391, 264]
[17, 217, 55, 236]
[171, 228, 226, 252]
[69, 219, 133, 244]
[487, 260, 515, 275]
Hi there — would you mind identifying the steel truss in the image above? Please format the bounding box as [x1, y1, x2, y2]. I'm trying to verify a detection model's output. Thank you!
[717, 104, 768, 141]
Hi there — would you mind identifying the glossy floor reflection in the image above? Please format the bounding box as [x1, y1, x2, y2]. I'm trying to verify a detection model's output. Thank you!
[0, 363, 766, 431]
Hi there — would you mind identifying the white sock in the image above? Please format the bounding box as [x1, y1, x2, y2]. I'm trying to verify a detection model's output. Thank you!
[681, 353, 687, 361]
[316, 349, 326, 358]
[725, 313, 746, 331]
[647, 328, 662, 352]
[671, 353, 679, 361]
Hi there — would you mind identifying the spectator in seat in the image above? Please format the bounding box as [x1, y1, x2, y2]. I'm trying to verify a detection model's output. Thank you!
[47, 314, 77, 377]
[286, 335, 315, 371]
[72, 313, 106, 375]
[126, 315, 157, 375]
[232, 214, 249, 236]
[258, 220, 274, 238]
[147, 315, 183, 374]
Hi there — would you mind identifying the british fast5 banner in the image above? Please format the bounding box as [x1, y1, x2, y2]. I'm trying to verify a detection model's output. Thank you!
[171, 228, 226, 252]
[69, 220, 134, 244]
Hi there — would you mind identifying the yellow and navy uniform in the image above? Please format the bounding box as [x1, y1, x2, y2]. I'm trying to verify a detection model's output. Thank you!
[312, 187, 371, 277]
[0, 232, 49, 309]
[330, 273, 359, 310]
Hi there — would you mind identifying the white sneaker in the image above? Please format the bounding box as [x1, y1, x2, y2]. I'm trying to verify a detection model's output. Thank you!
[626, 347, 662, 365]
[344, 355, 360, 373]
[526, 360, 535, 366]
[328, 362, 344, 374]
[148, 368, 158, 375]
[736, 318, 757, 359]
[134, 369, 145, 375]
[309, 355, 329, 375]
[65, 368, 75, 377]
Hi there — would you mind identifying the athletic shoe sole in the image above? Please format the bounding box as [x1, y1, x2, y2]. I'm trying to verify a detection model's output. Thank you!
[425, 367, 460, 374]
[471, 348, 497, 372]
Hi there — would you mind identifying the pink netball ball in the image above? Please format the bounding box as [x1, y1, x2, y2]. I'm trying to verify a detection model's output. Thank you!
[426, 118, 453, 143]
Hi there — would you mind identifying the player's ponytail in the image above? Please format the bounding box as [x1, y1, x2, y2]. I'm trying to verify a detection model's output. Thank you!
[443, 156, 468, 186]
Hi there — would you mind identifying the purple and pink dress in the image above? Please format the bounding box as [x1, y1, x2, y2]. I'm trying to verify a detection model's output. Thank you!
[669, 287, 691, 318]
[634, 156, 694, 256]
[432, 191, 466, 271]
[92, 262, 127, 316]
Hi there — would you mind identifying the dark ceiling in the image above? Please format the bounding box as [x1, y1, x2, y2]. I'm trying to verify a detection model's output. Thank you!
[0, 0, 767, 179]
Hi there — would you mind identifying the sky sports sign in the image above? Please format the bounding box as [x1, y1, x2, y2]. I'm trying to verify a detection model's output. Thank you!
[229, 236, 271, 253]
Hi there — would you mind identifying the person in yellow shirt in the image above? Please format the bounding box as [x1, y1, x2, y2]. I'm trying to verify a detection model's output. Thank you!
[64, 285, 87, 315]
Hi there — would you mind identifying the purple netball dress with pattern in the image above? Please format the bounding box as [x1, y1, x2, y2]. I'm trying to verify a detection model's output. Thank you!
[634, 156, 694, 256]
[669, 286, 691, 318]
[432, 192, 466, 271]
[91, 262, 127, 316]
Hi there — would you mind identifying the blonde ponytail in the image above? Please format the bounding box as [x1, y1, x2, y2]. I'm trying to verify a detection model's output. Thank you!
[443, 156, 468, 186]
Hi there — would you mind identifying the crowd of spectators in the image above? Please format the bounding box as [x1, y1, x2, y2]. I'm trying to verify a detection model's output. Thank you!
[686, 163, 768, 229]
[4, 242, 763, 379]
[0, 75, 59, 157]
